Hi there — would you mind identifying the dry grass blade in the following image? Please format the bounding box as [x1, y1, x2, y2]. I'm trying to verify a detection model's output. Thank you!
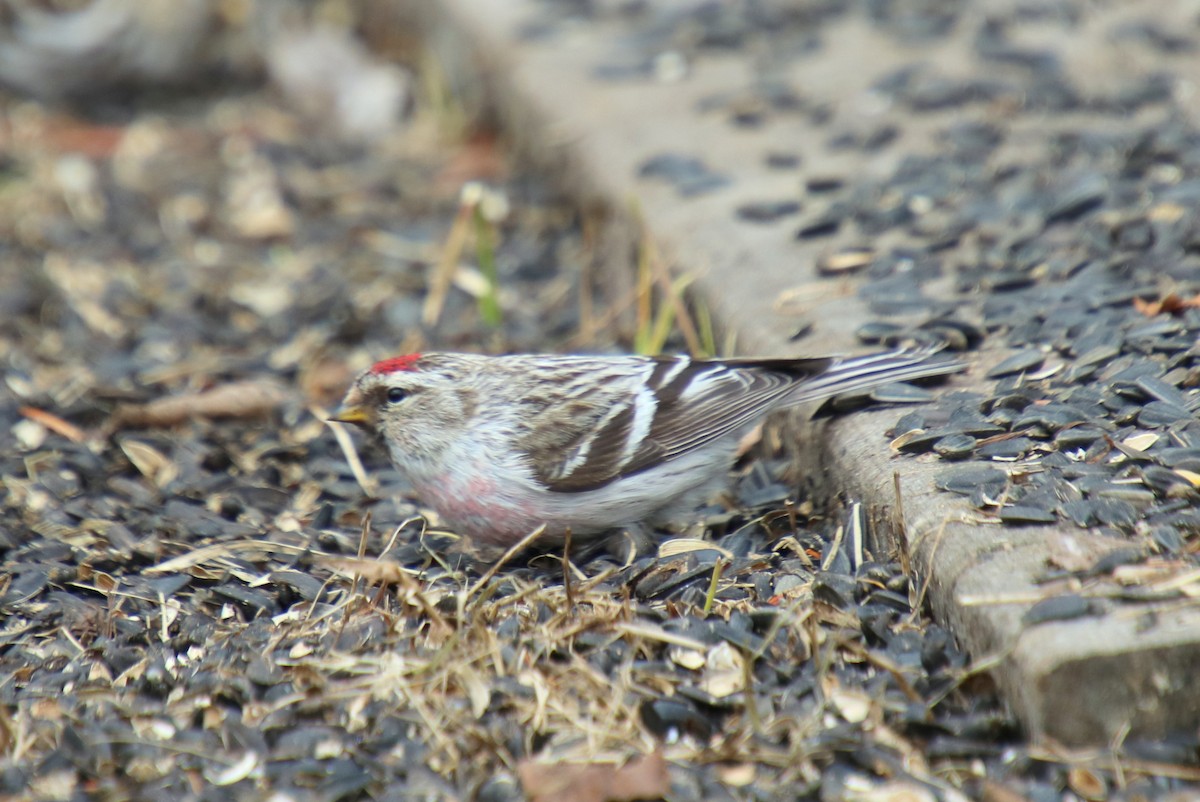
[567, 280, 645, 349]
[892, 471, 913, 580]
[1025, 744, 1200, 782]
[317, 406, 379, 498]
[462, 524, 546, 605]
[702, 557, 727, 616]
[614, 622, 707, 652]
[850, 643, 924, 704]
[145, 540, 310, 574]
[18, 406, 88, 443]
[575, 565, 621, 594]
[353, 510, 372, 597]
[316, 555, 453, 634]
[638, 219, 704, 357]
[380, 517, 424, 560]
[423, 190, 476, 327]
[906, 512, 955, 627]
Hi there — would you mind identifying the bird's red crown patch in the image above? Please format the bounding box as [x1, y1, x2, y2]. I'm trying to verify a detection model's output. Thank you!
[370, 354, 422, 375]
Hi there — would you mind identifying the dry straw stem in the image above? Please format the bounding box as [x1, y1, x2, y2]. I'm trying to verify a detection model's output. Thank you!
[329, 529, 823, 770]
[905, 511, 956, 628]
[891, 471, 913, 580]
[630, 200, 705, 357]
[18, 405, 88, 442]
[132, 507, 978, 792]
[462, 524, 546, 605]
[289, 583, 645, 775]
[1026, 743, 1200, 783]
[566, 277, 652, 349]
[423, 189, 477, 327]
[145, 540, 311, 574]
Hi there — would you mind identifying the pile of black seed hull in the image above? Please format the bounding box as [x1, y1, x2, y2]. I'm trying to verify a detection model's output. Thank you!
[844, 98, 1200, 560]
[0, 55, 1026, 802]
[7, 1, 1200, 800]
[0, 65, 1063, 802]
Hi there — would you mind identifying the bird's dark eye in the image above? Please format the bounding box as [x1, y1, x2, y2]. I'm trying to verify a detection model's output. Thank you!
[386, 387, 408, 404]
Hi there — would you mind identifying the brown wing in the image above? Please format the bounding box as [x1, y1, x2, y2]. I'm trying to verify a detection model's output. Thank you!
[522, 357, 833, 493]
[528, 402, 644, 492]
[617, 357, 833, 476]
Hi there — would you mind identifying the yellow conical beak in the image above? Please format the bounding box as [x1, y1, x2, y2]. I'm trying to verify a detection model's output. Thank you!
[328, 404, 371, 426]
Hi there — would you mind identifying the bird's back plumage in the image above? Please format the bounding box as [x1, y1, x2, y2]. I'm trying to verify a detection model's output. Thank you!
[446, 348, 959, 494]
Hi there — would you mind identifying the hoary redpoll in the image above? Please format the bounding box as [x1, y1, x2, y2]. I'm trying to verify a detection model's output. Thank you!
[330, 349, 961, 547]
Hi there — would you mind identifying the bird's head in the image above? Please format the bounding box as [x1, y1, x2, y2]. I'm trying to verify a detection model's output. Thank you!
[330, 354, 476, 460]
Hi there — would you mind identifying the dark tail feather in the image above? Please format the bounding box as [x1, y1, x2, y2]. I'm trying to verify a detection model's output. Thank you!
[784, 347, 964, 406]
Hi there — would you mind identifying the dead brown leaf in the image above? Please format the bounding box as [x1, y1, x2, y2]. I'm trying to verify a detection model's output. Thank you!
[517, 752, 669, 802]
[299, 358, 354, 408]
[110, 379, 292, 430]
[1133, 292, 1200, 317]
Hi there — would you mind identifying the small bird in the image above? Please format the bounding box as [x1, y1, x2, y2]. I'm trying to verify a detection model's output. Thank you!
[330, 349, 962, 547]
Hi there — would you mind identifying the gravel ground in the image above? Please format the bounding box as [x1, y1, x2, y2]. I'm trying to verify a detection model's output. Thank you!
[3, 1, 1200, 801]
[0, 82, 1009, 799]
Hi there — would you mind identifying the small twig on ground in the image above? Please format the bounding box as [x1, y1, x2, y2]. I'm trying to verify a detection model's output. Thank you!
[924, 647, 1014, 710]
[907, 513, 952, 627]
[785, 499, 799, 534]
[18, 406, 88, 443]
[354, 511, 372, 597]
[110, 380, 291, 431]
[562, 528, 574, 609]
[893, 471, 913, 579]
[1024, 743, 1200, 782]
[145, 540, 310, 574]
[303, 574, 337, 623]
[857, 646, 923, 704]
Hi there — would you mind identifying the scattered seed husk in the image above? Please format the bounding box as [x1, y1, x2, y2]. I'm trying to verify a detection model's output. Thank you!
[817, 246, 875, 276]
